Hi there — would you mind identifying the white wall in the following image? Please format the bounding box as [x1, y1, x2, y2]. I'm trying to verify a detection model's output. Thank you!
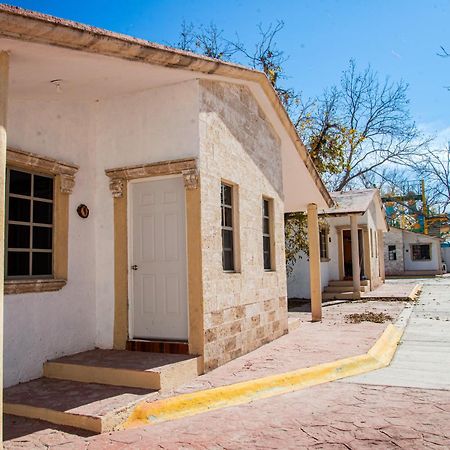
[93, 80, 199, 348]
[287, 253, 331, 299]
[4, 79, 200, 386]
[442, 246, 450, 272]
[5, 98, 97, 387]
[403, 232, 441, 272]
[287, 221, 339, 299]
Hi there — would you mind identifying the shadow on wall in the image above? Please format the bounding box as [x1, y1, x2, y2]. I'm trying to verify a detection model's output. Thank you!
[199, 79, 283, 198]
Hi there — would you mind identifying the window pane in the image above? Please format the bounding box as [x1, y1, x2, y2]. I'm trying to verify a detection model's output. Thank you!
[8, 252, 30, 276]
[263, 200, 269, 216]
[223, 250, 234, 271]
[263, 236, 270, 252]
[222, 229, 233, 250]
[32, 252, 52, 276]
[9, 197, 31, 222]
[33, 226, 52, 249]
[33, 201, 53, 224]
[222, 184, 232, 206]
[8, 224, 30, 249]
[9, 170, 31, 196]
[264, 251, 271, 270]
[34, 175, 53, 200]
[224, 207, 232, 227]
[263, 217, 270, 235]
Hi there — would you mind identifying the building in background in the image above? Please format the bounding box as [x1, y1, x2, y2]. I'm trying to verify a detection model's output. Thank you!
[384, 228, 443, 277]
[288, 189, 388, 300]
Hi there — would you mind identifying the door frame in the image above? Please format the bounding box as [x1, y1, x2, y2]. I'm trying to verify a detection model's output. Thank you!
[127, 174, 187, 340]
[336, 225, 370, 281]
[105, 158, 204, 358]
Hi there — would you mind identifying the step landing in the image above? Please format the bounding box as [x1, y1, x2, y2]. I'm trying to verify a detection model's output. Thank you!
[322, 292, 361, 300]
[44, 349, 201, 391]
[324, 285, 370, 293]
[328, 279, 370, 287]
[4, 378, 157, 433]
[6, 349, 202, 433]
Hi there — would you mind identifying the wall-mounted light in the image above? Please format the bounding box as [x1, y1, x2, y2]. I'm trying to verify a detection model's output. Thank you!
[50, 79, 63, 94]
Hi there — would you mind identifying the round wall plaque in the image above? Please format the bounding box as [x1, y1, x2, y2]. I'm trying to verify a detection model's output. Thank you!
[77, 204, 90, 219]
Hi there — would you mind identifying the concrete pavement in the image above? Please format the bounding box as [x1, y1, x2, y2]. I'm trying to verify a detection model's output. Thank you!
[346, 276, 450, 390]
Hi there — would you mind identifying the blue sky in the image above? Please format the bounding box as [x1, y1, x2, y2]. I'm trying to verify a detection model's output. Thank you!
[6, 0, 450, 145]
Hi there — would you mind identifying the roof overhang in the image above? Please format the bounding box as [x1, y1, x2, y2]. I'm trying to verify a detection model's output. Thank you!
[0, 5, 333, 209]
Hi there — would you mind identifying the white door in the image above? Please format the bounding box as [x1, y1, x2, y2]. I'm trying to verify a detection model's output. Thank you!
[130, 177, 188, 340]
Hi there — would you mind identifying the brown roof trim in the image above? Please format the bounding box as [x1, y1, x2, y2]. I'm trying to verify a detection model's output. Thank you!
[0, 4, 333, 207]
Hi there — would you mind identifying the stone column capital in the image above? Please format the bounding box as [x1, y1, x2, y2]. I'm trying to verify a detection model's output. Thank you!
[109, 178, 125, 198]
[182, 168, 200, 190]
[60, 173, 75, 194]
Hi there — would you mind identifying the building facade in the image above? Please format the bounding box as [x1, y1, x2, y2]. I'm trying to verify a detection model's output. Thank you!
[1, 5, 332, 387]
[384, 227, 443, 276]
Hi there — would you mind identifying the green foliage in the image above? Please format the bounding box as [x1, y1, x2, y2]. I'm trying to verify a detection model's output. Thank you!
[284, 212, 308, 275]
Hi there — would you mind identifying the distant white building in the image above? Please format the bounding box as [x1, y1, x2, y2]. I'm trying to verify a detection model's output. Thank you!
[384, 227, 443, 276]
[288, 189, 388, 300]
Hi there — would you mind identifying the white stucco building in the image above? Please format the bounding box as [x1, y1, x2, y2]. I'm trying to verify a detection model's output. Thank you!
[288, 189, 388, 300]
[0, 4, 333, 396]
[384, 227, 443, 276]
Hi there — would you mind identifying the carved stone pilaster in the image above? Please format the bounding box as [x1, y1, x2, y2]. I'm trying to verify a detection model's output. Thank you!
[60, 173, 75, 194]
[109, 178, 125, 198]
[182, 168, 200, 190]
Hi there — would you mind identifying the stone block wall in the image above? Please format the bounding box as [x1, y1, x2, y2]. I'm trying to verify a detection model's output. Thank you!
[198, 80, 288, 371]
[384, 228, 405, 275]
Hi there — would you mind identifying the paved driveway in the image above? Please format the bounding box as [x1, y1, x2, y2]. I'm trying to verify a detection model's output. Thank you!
[346, 276, 450, 390]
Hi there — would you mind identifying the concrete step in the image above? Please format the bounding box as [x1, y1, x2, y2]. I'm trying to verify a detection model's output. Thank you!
[44, 349, 201, 391]
[324, 285, 370, 293]
[4, 378, 157, 433]
[288, 317, 301, 333]
[322, 292, 358, 300]
[328, 280, 370, 287]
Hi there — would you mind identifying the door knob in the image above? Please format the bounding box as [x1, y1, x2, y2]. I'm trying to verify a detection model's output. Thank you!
[131, 265, 138, 271]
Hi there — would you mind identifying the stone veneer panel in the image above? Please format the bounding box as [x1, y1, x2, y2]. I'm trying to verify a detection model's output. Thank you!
[198, 80, 288, 371]
[384, 228, 405, 275]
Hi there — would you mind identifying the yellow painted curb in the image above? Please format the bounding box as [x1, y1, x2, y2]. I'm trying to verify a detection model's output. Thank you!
[407, 283, 422, 301]
[123, 324, 403, 429]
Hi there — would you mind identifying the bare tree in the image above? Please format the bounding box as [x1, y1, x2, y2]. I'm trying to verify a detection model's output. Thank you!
[297, 61, 429, 191]
[173, 21, 237, 60]
[437, 46, 450, 57]
[415, 144, 450, 213]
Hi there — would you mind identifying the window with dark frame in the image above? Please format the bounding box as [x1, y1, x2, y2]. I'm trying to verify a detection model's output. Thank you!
[411, 244, 431, 261]
[262, 199, 272, 270]
[221, 183, 234, 271]
[6, 168, 54, 278]
[388, 245, 397, 261]
[319, 228, 328, 260]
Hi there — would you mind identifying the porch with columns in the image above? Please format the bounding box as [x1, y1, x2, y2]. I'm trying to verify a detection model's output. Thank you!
[307, 207, 367, 321]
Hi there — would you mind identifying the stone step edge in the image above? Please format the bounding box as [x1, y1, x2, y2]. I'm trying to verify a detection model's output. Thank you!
[324, 286, 369, 293]
[44, 356, 201, 391]
[44, 362, 162, 390]
[328, 280, 370, 286]
[4, 390, 158, 433]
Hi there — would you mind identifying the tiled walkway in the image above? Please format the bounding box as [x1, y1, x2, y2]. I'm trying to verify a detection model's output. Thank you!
[4, 296, 408, 446]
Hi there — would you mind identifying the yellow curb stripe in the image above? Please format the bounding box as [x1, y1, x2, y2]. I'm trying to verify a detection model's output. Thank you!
[407, 283, 423, 301]
[123, 324, 403, 429]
